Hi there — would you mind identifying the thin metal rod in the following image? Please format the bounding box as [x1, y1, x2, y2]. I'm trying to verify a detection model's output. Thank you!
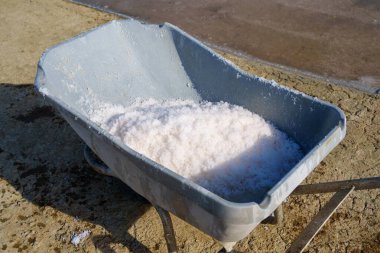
[292, 177, 380, 195]
[287, 187, 354, 253]
[154, 206, 178, 253]
[84, 145, 114, 176]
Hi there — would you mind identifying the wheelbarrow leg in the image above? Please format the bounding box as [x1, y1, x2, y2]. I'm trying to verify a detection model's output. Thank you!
[262, 205, 284, 225]
[154, 206, 178, 253]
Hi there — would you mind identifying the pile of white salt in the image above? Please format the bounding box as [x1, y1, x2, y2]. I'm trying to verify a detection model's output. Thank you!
[89, 99, 303, 202]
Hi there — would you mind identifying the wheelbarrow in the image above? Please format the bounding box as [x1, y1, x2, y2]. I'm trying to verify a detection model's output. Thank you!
[34, 20, 380, 252]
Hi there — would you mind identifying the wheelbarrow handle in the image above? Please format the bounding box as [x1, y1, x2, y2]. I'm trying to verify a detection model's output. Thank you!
[83, 145, 114, 177]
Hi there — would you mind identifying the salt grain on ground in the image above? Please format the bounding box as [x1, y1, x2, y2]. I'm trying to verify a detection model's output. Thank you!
[89, 99, 303, 202]
[71, 230, 91, 246]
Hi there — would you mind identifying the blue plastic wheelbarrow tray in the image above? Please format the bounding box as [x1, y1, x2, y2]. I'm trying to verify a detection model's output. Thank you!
[35, 20, 354, 251]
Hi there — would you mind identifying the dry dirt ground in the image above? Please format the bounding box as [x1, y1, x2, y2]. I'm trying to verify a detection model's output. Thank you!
[0, 0, 379, 252]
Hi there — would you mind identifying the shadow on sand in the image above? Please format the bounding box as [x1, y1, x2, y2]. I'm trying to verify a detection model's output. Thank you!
[0, 84, 153, 252]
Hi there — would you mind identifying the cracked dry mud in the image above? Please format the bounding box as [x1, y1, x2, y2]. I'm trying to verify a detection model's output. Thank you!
[0, 0, 379, 252]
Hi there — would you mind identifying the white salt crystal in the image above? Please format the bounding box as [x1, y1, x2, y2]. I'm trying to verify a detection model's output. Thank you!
[71, 230, 91, 246]
[89, 99, 303, 202]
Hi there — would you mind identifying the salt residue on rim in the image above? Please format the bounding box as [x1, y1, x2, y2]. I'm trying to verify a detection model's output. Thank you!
[89, 98, 303, 202]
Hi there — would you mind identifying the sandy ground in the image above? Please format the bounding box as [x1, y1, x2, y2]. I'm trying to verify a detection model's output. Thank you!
[0, 0, 379, 252]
